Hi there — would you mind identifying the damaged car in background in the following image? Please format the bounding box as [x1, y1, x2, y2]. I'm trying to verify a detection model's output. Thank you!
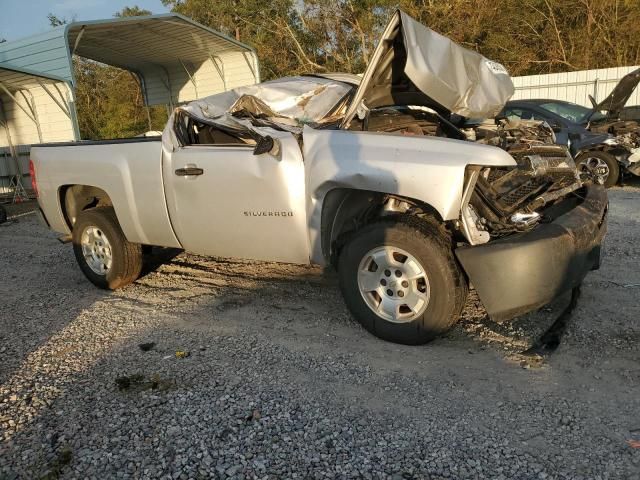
[500, 68, 640, 187]
[31, 11, 607, 345]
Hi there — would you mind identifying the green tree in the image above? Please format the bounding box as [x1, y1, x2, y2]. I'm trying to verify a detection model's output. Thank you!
[115, 6, 152, 17]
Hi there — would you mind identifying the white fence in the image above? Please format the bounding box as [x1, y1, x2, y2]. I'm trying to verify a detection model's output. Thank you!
[512, 66, 640, 108]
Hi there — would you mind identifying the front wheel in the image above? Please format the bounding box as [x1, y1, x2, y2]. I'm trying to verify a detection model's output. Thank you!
[72, 207, 142, 289]
[576, 151, 620, 188]
[338, 216, 468, 345]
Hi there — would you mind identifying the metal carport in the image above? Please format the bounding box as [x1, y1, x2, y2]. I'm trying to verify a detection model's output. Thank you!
[0, 13, 260, 108]
[0, 65, 76, 201]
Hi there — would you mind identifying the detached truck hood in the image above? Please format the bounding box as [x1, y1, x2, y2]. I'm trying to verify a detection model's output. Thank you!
[342, 10, 515, 127]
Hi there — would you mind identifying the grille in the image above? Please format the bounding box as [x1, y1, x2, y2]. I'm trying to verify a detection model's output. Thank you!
[500, 180, 543, 206]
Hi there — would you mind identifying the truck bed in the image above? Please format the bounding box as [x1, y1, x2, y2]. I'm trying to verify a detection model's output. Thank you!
[31, 137, 181, 249]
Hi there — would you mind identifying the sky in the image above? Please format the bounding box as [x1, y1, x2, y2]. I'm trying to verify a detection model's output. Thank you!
[0, 0, 171, 41]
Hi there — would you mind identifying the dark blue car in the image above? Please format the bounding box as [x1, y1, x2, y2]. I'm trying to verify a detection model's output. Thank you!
[500, 99, 632, 187]
[499, 69, 640, 187]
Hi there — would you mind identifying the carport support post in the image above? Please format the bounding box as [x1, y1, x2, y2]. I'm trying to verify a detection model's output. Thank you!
[209, 55, 226, 91]
[66, 85, 81, 141]
[178, 59, 198, 99]
[0, 99, 28, 202]
[17, 90, 42, 143]
[242, 52, 258, 84]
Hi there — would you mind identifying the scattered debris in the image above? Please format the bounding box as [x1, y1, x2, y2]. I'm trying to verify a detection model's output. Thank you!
[627, 439, 640, 449]
[175, 350, 191, 359]
[246, 409, 262, 422]
[521, 286, 581, 357]
[115, 374, 145, 391]
[138, 342, 156, 352]
[517, 353, 545, 370]
[115, 374, 173, 392]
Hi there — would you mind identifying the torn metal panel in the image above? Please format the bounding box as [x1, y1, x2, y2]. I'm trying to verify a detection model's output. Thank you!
[182, 76, 353, 124]
[343, 10, 514, 127]
[168, 75, 355, 147]
[302, 125, 517, 264]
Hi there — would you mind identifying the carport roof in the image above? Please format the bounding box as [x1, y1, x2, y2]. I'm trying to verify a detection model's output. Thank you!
[0, 64, 68, 92]
[0, 13, 259, 87]
[66, 14, 256, 78]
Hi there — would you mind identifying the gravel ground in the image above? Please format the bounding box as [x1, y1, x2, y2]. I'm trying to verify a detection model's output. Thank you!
[0, 183, 639, 480]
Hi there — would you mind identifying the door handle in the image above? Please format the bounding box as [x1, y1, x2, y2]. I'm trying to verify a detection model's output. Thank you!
[175, 166, 204, 176]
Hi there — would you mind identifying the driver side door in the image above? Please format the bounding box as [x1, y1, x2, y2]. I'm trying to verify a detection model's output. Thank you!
[162, 134, 310, 264]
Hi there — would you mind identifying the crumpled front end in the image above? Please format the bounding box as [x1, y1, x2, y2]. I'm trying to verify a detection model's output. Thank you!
[627, 151, 640, 176]
[456, 184, 607, 322]
[458, 117, 583, 241]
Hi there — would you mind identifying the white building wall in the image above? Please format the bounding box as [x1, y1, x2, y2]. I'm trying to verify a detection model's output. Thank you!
[144, 51, 259, 106]
[0, 81, 75, 195]
[512, 66, 640, 108]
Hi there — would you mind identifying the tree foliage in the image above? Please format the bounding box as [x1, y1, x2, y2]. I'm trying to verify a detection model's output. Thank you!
[48, 0, 640, 139]
[162, 0, 640, 77]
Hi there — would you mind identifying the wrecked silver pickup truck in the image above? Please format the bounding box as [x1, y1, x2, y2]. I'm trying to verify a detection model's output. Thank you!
[32, 11, 607, 344]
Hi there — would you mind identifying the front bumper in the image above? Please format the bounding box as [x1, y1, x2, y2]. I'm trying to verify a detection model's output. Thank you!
[455, 185, 607, 322]
[627, 160, 640, 176]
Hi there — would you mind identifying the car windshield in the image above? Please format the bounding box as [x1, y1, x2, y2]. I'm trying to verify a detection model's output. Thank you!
[539, 101, 605, 123]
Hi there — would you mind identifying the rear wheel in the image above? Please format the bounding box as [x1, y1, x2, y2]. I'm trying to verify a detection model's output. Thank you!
[576, 151, 619, 188]
[0, 205, 6, 224]
[72, 207, 142, 289]
[338, 216, 467, 345]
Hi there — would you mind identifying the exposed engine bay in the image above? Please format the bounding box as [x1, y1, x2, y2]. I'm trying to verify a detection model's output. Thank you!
[350, 107, 582, 241]
[465, 118, 581, 240]
[466, 146, 581, 239]
[590, 119, 640, 151]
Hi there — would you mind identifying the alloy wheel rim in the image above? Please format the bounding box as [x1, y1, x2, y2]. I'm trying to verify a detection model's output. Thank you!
[579, 157, 610, 181]
[80, 226, 113, 275]
[357, 246, 430, 323]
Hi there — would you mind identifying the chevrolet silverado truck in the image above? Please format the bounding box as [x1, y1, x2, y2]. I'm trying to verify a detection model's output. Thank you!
[32, 11, 608, 345]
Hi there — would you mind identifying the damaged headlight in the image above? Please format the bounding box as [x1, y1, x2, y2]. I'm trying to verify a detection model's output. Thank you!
[510, 211, 541, 227]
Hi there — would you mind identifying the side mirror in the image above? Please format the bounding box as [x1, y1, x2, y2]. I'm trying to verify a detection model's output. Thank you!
[253, 135, 280, 156]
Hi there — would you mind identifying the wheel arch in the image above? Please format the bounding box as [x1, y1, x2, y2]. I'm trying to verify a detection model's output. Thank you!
[319, 187, 445, 267]
[59, 184, 115, 230]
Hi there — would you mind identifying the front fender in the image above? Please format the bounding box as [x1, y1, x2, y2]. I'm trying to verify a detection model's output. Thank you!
[303, 126, 516, 264]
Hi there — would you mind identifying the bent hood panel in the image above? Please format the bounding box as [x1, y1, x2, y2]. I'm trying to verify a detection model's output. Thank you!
[595, 68, 640, 119]
[343, 10, 514, 126]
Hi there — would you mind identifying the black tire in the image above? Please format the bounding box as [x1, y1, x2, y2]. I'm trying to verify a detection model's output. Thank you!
[72, 207, 142, 290]
[0, 205, 6, 224]
[576, 151, 620, 188]
[338, 216, 468, 345]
